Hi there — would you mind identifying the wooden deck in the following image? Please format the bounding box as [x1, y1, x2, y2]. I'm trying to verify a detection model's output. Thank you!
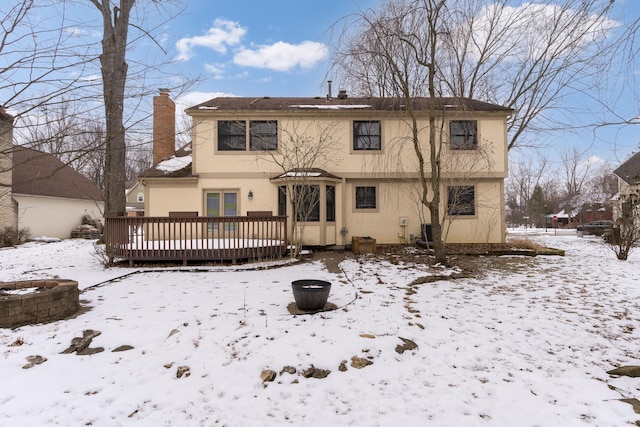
[104, 214, 287, 265]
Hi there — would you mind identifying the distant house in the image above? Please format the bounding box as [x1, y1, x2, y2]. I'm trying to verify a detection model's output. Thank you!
[612, 151, 640, 222]
[0, 109, 18, 236]
[11, 146, 105, 239]
[139, 91, 512, 247]
[1, 108, 105, 241]
[125, 181, 145, 216]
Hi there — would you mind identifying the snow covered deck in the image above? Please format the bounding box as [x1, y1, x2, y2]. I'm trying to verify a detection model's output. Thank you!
[104, 214, 287, 265]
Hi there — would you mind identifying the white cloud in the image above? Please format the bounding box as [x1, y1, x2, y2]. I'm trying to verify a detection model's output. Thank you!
[204, 63, 225, 79]
[233, 41, 328, 71]
[466, 3, 618, 61]
[176, 19, 246, 61]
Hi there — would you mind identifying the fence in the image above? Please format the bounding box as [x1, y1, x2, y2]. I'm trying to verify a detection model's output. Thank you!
[104, 214, 287, 265]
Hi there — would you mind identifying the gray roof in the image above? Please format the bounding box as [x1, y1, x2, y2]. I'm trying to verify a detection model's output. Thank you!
[186, 96, 514, 114]
[613, 151, 640, 186]
[12, 145, 104, 201]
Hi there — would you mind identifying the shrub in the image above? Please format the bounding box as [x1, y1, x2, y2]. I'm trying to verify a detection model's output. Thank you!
[0, 226, 30, 247]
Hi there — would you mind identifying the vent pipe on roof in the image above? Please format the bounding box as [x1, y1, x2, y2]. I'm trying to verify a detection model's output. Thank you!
[327, 80, 332, 100]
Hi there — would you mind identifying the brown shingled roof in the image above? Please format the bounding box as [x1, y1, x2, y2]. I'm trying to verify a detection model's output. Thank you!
[186, 96, 513, 113]
[614, 151, 640, 186]
[12, 145, 104, 201]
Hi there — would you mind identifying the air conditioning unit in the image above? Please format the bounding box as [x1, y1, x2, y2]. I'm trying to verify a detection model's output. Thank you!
[399, 217, 408, 226]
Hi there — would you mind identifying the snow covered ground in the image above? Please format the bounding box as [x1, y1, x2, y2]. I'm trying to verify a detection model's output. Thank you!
[1, 229, 639, 426]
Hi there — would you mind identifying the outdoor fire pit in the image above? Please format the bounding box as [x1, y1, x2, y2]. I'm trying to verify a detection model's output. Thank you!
[0, 279, 80, 328]
[291, 279, 331, 311]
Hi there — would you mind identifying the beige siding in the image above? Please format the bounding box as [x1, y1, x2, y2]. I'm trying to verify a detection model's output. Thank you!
[147, 105, 510, 245]
[191, 113, 507, 179]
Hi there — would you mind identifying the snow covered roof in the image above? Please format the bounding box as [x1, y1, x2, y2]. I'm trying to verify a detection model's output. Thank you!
[138, 144, 194, 179]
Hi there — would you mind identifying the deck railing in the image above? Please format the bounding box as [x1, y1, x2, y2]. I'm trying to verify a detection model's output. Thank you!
[104, 214, 288, 264]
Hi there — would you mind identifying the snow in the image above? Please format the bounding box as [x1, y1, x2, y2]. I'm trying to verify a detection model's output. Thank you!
[289, 104, 372, 109]
[1, 229, 639, 426]
[279, 171, 322, 177]
[155, 154, 193, 174]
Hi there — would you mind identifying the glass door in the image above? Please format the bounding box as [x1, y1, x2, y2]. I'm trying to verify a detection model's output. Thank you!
[206, 191, 238, 233]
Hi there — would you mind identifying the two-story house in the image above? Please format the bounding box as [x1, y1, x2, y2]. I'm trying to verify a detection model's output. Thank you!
[140, 92, 512, 248]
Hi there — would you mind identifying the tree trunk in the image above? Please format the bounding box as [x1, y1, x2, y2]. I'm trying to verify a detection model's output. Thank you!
[91, 0, 135, 215]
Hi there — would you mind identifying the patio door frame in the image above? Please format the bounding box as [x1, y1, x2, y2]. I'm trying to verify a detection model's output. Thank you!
[205, 190, 239, 233]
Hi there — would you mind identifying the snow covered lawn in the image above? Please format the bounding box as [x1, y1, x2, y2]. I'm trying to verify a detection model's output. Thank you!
[1, 229, 639, 426]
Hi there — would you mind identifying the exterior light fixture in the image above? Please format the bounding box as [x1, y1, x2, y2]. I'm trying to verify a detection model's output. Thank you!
[248, 190, 253, 200]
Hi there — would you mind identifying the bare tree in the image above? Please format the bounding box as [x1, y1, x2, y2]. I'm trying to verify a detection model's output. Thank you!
[505, 154, 551, 225]
[88, 0, 135, 215]
[335, 0, 627, 152]
[561, 146, 596, 223]
[2, 1, 194, 211]
[606, 193, 640, 261]
[0, 1, 97, 120]
[334, 0, 502, 264]
[255, 121, 340, 257]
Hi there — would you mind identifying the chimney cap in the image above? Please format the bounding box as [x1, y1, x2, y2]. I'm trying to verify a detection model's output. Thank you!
[158, 88, 171, 94]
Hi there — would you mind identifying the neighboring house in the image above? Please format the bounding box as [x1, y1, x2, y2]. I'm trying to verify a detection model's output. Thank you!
[125, 181, 145, 216]
[0, 109, 18, 235]
[140, 92, 512, 247]
[612, 151, 640, 220]
[12, 145, 104, 239]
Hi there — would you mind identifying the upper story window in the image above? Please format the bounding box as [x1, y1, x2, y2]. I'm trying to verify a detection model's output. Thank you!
[353, 121, 381, 151]
[449, 120, 477, 150]
[355, 186, 377, 209]
[447, 185, 476, 216]
[217, 120, 278, 151]
[218, 121, 246, 151]
[137, 193, 144, 202]
[250, 121, 278, 151]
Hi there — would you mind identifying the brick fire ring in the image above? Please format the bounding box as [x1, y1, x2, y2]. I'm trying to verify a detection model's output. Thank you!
[0, 280, 80, 328]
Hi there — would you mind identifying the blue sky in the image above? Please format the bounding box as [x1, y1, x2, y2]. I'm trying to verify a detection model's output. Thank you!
[4, 0, 637, 166]
[169, 0, 377, 101]
[163, 0, 640, 165]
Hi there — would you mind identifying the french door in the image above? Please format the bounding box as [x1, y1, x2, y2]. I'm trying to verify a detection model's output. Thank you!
[206, 191, 238, 233]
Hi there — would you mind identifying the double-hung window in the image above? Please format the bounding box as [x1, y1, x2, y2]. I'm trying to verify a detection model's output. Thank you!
[353, 121, 381, 150]
[218, 121, 246, 151]
[250, 121, 278, 150]
[218, 120, 278, 151]
[447, 186, 475, 216]
[450, 120, 478, 150]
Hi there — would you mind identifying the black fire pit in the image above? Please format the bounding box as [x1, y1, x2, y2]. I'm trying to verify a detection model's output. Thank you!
[291, 280, 331, 311]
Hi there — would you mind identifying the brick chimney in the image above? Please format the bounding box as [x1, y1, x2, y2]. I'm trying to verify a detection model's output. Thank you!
[153, 89, 175, 165]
